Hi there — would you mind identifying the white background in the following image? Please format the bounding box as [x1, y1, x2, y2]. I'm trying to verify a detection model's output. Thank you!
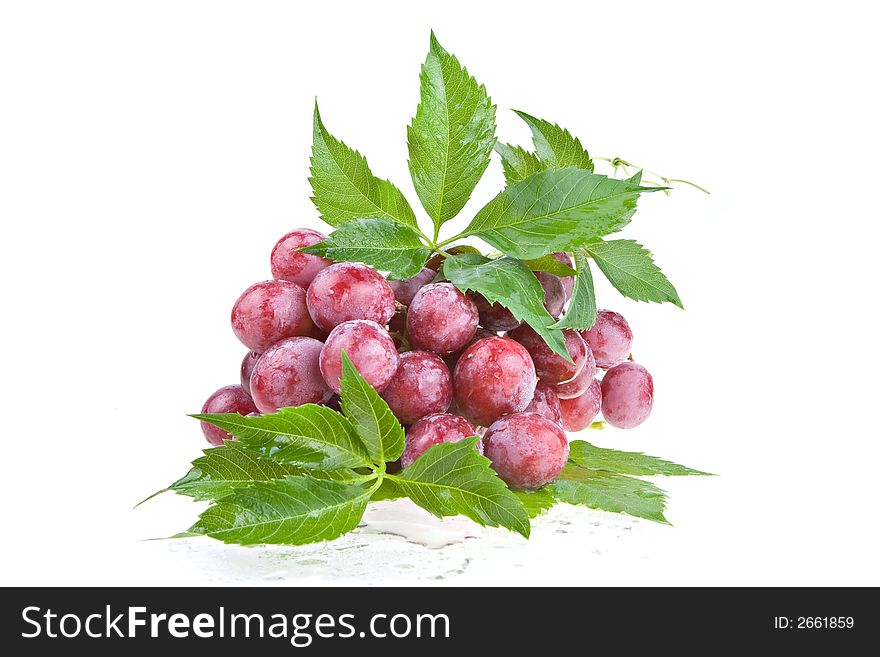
[1, 0, 878, 586]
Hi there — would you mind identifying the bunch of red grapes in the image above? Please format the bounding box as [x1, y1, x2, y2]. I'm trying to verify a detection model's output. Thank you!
[201, 228, 655, 491]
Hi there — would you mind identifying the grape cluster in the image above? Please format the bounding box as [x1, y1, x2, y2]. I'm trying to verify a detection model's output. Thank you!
[201, 231, 656, 491]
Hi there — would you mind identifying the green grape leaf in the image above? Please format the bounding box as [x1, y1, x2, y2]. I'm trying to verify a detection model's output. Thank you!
[310, 103, 417, 228]
[568, 441, 713, 477]
[189, 476, 376, 546]
[551, 249, 596, 330]
[301, 218, 430, 280]
[584, 239, 683, 308]
[442, 253, 570, 362]
[522, 254, 578, 277]
[146, 442, 361, 505]
[192, 406, 372, 471]
[408, 32, 496, 231]
[513, 110, 593, 171]
[461, 168, 662, 260]
[154, 442, 305, 502]
[495, 143, 544, 185]
[550, 465, 670, 524]
[388, 438, 530, 538]
[515, 488, 558, 519]
[339, 352, 405, 465]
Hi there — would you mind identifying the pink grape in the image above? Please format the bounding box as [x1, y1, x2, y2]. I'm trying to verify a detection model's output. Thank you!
[200, 385, 258, 446]
[483, 412, 569, 490]
[467, 292, 521, 331]
[270, 228, 332, 288]
[523, 382, 563, 425]
[389, 267, 436, 306]
[381, 351, 452, 425]
[239, 351, 260, 396]
[508, 324, 589, 385]
[600, 362, 653, 429]
[319, 320, 399, 393]
[559, 378, 602, 432]
[425, 253, 445, 271]
[442, 327, 496, 372]
[306, 262, 395, 332]
[231, 280, 314, 353]
[249, 337, 333, 413]
[581, 310, 633, 369]
[401, 413, 480, 468]
[407, 283, 479, 354]
[550, 252, 575, 301]
[453, 336, 536, 427]
[551, 349, 597, 399]
[536, 271, 566, 318]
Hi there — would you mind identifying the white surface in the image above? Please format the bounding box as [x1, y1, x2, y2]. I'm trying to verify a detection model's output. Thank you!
[1, 0, 878, 586]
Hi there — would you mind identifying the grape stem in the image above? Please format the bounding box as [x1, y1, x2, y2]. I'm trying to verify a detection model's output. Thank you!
[383, 473, 411, 485]
[434, 233, 469, 250]
[423, 227, 460, 262]
[347, 472, 382, 483]
[594, 156, 710, 195]
[366, 477, 384, 496]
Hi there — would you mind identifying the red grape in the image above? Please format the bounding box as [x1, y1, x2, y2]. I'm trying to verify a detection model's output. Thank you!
[389, 267, 436, 306]
[550, 252, 575, 301]
[401, 413, 480, 468]
[601, 362, 653, 429]
[231, 280, 314, 353]
[551, 349, 597, 399]
[200, 385, 258, 446]
[483, 412, 569, 490]
[559, 378, 601, 431]
[270, 228, 332, 288]
[508, 324, 589, 384]
[407, 283, 478, 354]
[453, 336, 536, 426]
[319, 319, 399, 393]
[523, 382, 563, 425]
[306, 262, 395, 332]
[239, 350, 260, 396]
[442, 326, 496, 371]
[536, 271, 566, 318]
[249, 337, 333, 413]
[381, 351, 452, 425]
[467, 291, 521, 331]
[425, 253, 446, 272]
[581, 310, 633, 369]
